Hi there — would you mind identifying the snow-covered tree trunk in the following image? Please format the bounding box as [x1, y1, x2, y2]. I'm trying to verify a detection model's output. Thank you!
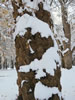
[58, 0, 72, 69]
[12, 0, 62, 100]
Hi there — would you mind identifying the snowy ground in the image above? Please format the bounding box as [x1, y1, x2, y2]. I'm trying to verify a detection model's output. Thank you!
[0, 66, 75, 100]
[0, 69, 18, 100]
[61, 66, 75, 100]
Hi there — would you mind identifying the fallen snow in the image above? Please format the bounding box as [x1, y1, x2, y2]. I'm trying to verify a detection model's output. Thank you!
[61, 66, 75, 100]
[21, 0, 53, 13]
[14, 13, 58, 48]
[62, 48, 69, 56]
[14, 14, 53, 39]
[29, 88, 32, 92]
[0, 69, 18, 100]
[27, 39, 35, 53]
[21, 80, 28, 88]
[34, 81, 61, 100]
[19, 47, 60, 79]
[22, 0, 39, 10]
[62, 37, 69, 43]
[0, 66, 75, 100]
[18, 7, 24, 13]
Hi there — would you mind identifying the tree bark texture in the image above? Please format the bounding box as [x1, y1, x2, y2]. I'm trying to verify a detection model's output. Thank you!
[12, 1, 62, 100]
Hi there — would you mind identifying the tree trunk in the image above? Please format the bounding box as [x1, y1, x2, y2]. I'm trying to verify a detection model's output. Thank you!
[0, 55, 2, 69]
[58, 0, 72, 69]
[12, 1, 62, 100]
[3, 58, 8, 69]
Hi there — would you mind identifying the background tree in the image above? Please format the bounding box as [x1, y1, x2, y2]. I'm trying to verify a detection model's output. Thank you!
[58, 0, 72, 69]
[3, 57, 8, 69]
[0, 0, 15, 69]
[0, 54, 2, 69]
[50, 0, 75, 69]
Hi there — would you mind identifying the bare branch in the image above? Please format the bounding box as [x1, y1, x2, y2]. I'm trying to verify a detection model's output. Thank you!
[50, 0, 54, 6]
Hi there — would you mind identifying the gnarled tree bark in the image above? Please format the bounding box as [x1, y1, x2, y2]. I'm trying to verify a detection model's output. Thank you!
[12, 0, 63, 100]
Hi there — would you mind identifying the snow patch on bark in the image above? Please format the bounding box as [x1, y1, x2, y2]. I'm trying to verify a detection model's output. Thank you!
[19, 47, 61, 79]
[62, 48, 69, 56]
[14, 14, 58, 49]
[34, 81, 61, 100]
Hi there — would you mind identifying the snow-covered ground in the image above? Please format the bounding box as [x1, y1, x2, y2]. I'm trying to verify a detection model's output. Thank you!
[0, 66, 75, 100]
[0, 69, 18, 100]
[61, 66, 75, 100]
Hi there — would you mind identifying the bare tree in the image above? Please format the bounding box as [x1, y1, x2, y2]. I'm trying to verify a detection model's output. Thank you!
[58, 0, 72, 69]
